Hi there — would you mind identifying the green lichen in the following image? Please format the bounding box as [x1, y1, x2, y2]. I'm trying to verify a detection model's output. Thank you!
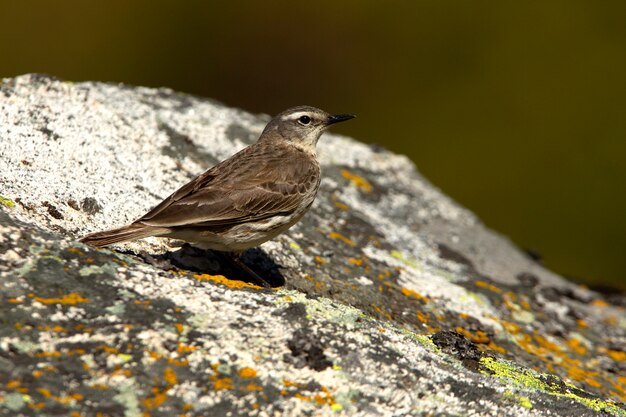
[105, 302, 126, 316]
[289, 242, 302, 251]
[511, 309, 535, 324]
[12, 340, 39, 353]
[0, 196, 15, 208]
[390, 250, 419, 269]
[2, 393, 26, 411]
[79, 263, 117, 277]
[503, 390, 533, 409]
[481, 357, 626, 416]
[276, 290, 366, 326]
[399, 329, 439, 351]
[113, 379, 142, 417]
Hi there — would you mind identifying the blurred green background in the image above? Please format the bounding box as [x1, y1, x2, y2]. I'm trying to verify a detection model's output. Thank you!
[2, 1, 625, 289]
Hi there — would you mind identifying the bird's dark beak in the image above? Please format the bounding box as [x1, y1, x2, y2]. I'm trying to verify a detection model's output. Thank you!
[326, 114, 356, 126]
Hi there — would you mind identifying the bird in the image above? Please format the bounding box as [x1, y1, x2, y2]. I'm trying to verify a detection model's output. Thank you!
[80, 105, 355, 287]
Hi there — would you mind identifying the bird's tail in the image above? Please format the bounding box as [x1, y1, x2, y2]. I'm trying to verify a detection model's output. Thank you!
[79, 223, 169, 247]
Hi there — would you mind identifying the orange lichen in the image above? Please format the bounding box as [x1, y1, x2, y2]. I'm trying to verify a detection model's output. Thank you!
[242, 383, 263, 392]
[566, 338, 587, 356]
[143, 387, 168, 409]
[147, 350, 161, 360]
[164, 367, 177, 385]
[607, 350, 626, 362]
[6, 380, 25, 393]
[347, 257, 364, 266]
[503, 291, 517, 301]
[328, 231, 355, 246]
[33, 292, 89, 305]
[487, 342, 507, 354]
[36, 388, 83, 405]
[110, 369, 132, 378]
[174, 323, 184, 334]
[591, 299, 609, 308]
[416, 312, 429, 324]
[475, 280, 502, 293]
[99, 345, 119, 354]
[37, 388, 52, 397]
[177, 343, 195, 353]
[371, 304, 393, 320]
[167, 358, 189, 366]
[193, 274, 263, 290]
[238, 367, 257, 379]
[282, 379, 304, 388]
[7, 298, 22, 303]
[456, 327, 490, 344]
[35, 351, 62, 358]
[532, 334, 561, 354]
[213, 377, 233, 390]
[576, 319, 588, 329]
[341, 169, 373, 192]
[400, 287, 429, 303]
[501, 321, 521, 335]
[314, 256, 326, 265]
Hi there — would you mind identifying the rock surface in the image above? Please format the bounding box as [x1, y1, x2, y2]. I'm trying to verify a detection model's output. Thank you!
[0, 74, 625, 416]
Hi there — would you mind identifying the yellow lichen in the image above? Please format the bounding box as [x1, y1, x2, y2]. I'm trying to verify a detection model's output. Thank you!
[0, 196, 15, 208]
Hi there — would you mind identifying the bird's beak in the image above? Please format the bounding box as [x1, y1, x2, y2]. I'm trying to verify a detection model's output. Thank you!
[326, 113, 356, 126]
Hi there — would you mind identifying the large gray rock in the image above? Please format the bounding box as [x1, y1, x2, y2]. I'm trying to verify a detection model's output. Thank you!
[0, 74, 624, 416]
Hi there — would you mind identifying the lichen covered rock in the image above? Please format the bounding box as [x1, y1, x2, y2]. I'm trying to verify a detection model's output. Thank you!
[1, 74, 624, 416]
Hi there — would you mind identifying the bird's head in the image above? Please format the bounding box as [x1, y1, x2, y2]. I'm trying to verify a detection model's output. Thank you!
[260, 106, 355, 152]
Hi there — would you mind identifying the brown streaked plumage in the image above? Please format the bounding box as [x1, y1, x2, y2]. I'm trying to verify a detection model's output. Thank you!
[80, 106, 355, 286]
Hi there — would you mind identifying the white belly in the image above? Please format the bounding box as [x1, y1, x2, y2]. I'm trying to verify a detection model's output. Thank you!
[166, 210, 308, 252]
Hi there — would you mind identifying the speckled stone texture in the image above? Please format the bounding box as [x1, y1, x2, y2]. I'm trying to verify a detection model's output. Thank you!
[1, 74, 625, 417]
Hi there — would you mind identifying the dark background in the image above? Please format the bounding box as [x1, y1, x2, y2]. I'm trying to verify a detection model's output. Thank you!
[2, 1, 625, 289]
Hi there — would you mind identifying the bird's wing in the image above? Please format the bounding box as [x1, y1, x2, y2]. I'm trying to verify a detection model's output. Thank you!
[136, 142, 319, 228]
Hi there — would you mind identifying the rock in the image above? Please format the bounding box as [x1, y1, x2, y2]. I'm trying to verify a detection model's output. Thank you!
[0, 74, 624, 416]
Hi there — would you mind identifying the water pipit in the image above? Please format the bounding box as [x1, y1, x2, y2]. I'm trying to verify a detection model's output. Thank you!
[80, 106, 355, 287]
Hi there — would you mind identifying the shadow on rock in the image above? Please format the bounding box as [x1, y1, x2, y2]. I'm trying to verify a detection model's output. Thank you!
[146, 244, 285, 288]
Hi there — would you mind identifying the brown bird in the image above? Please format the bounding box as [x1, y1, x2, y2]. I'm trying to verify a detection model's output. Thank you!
[80, 106, 355, 287]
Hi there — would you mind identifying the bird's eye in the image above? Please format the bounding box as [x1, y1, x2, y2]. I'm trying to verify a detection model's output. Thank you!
[298, 115, 311, 125]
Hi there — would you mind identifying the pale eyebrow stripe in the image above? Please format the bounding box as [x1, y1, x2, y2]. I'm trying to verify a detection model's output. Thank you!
[281, 111, 311, 121]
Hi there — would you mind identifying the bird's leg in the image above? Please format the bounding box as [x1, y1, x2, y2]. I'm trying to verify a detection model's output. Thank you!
[220, 251, 272, 289]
